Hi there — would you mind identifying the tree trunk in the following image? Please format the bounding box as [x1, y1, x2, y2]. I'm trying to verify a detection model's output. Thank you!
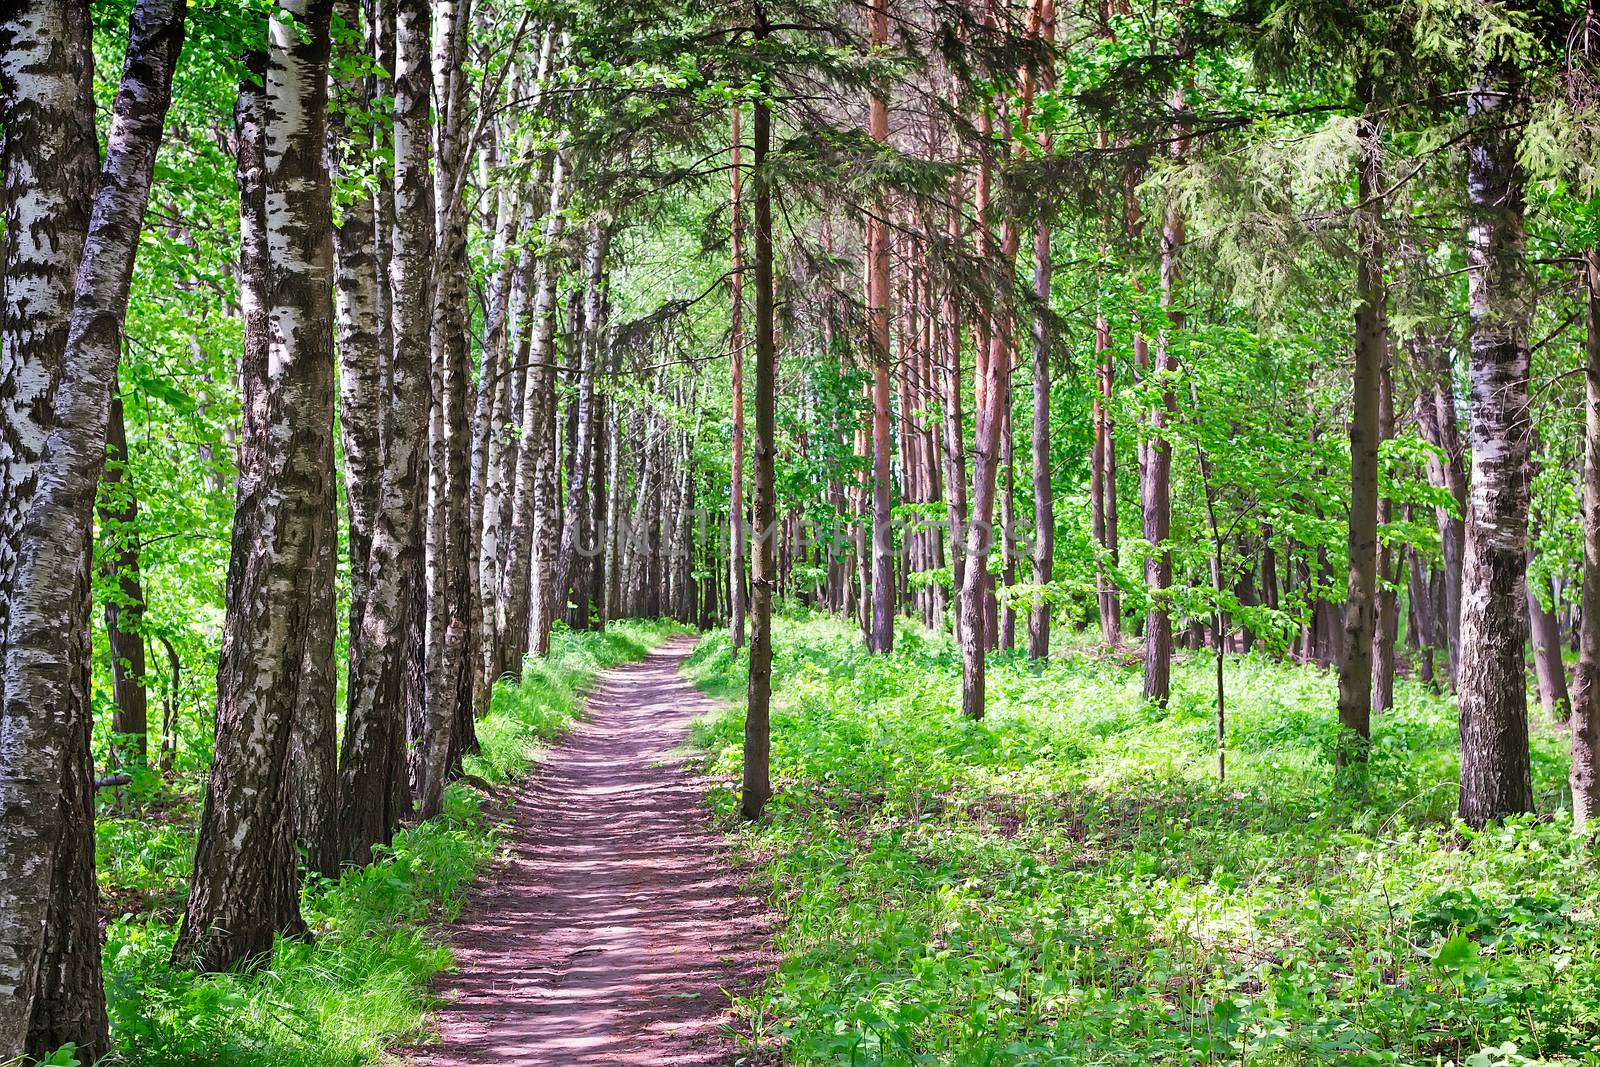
[178, 0, 338, 968]
[502, 141, 570, 670]
[0, 0, 183, 1054]
[1000, 400, 1018, 651]
[331, 0, 383, 652]
[1141, 87, 1185, 709]
[418, 0, 477, 820]
[1335, 97, 1385, 762]
[338, 0, 433, 865]
[1027, 3, 1056, 661]
[98, 379, 149, 764]
[1527, 551, 1570, 723]
[1571, 248, 1600, 830]
[866, 4, 895, 653]
[554, 216, 610, 606]
[479, 193, 539, 687]
[729, 106, 748, 649]
[941, 169, 969, 643]
[1456, 64, 1534, 829]
[1414, 335, 1467, 683]
[742, 83, 775, 820]
[959, 87, 1001, 719]
[1372, 344, 1398, 715]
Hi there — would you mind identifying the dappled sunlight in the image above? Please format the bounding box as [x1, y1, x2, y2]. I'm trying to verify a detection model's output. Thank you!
[415, 640, 776, 1066]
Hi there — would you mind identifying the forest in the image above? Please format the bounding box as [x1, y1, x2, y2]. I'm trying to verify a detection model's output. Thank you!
[1, 0, 1598, 1062]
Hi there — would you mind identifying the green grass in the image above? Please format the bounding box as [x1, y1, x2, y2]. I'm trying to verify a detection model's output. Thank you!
[96, 619, 683, 1067]
[686, 610, 1600, 1067]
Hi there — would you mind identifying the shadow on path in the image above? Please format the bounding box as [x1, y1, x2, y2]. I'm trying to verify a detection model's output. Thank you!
[411, 636, 775, 1066]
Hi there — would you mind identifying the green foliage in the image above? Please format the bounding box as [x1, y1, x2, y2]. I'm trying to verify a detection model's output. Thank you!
[98, 621, 682, 1066]
[688, 613, 1596, 1066]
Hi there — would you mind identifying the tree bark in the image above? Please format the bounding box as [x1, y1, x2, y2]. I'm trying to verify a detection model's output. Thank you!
[729, 105, 748, 649]
[1141, 85, 1186, 709]
[502, 140, 570, 670]
[1527, 551, 1570, 723]
[554, 216, 610, 610]
[959, 82, 1001, 718]
[941, 172, 968, 643]
[866, 0, 895, 654]
[1571, 248, 1600, 830]
[1027, 0, 1056, 661]
[0, 0, 183, 1053]
[1372, 339, 1398, 715]
[178, 0, 339, 968]
[417, 0, 477, 820]
[1335, 97, 1385, 762]
[98, 378, 149, 765]
[742, 81, 775, 821]
[338, 0, 433, 865]
[1414, 335, 1467, 683]
[1456, 63, 1534, 829]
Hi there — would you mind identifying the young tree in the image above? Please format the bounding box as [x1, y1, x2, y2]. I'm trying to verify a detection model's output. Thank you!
[98, 379, 150, 766]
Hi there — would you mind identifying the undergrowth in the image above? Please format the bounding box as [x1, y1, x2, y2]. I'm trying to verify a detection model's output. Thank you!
[687, 610, 1600, 1067]
[94, 619, 681, 1067]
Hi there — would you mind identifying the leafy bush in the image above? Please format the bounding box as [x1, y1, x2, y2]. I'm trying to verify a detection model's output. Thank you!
[687, 611, 1600, 1066]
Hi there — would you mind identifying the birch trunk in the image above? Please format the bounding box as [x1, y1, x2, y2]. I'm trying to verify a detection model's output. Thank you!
[554, 217, 610, 606]
[1414, 335, 1467, 683]
[331, 0, 383, 653]
[178, 0, 339, 968]
[502, 141, 570, 672]
[338, 0, 433, 864]
[0, 0, 183, 1052]
[418, 0, 476, 820]
[1456, 64, 1534, 828]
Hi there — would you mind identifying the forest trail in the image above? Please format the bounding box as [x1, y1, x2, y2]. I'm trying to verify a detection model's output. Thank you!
[411, 636, 774, 1066]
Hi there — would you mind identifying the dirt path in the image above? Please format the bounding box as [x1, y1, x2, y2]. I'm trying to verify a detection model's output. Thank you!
[412, 636, 774, 1066]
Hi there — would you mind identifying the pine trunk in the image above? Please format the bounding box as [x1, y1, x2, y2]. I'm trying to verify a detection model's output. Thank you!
[742, 87, 776, 820]
[1335, 101, 1385, 761]
[1142, 94, 1185, 709]
[866, 7, 895, 653]
[729, 107, 748, 648]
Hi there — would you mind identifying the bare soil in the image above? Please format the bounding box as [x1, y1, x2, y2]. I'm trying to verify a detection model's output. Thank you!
[410, 636, 775, 1066]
